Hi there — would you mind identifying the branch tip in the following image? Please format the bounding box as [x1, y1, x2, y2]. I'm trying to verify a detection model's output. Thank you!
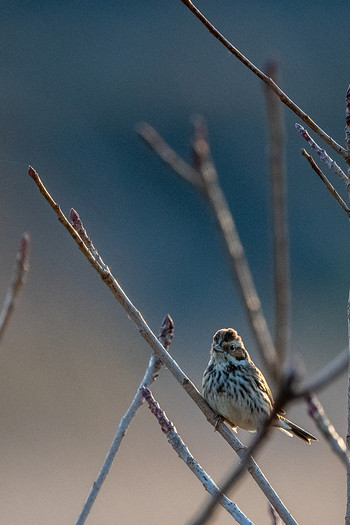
[70, 208, 81, 226]
[28, 165, 38, 179]
[158, 314, 174, 347]
[19, 233, 30, 260]
[296, 123, 348, 184]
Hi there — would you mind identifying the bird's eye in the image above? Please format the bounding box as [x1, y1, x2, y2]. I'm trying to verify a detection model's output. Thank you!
[230, 345, 235, 351]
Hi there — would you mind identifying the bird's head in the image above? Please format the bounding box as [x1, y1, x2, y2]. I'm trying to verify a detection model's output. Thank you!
[210, 328, 249, 362]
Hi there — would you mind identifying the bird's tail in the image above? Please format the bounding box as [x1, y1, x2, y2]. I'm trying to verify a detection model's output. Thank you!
[275, 416, 318, 444]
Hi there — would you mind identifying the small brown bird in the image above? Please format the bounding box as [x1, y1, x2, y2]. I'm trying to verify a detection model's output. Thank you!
[202, 328, 317, 444]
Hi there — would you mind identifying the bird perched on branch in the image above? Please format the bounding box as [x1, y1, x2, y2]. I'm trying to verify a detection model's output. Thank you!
[202, 328, 317, 444]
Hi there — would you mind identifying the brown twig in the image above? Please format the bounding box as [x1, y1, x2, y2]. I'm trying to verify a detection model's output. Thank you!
[178, 0, 348, 162]
[306, 392, 349, 468]
[296, 124, 348, 184]
[0, 233, 30, 343]
[300, 150, 350, 217]
[296, 348, 348, 397]
[264, 62, 290, 370]
[136, 122, 203, 188]
[346, 291, 350, 525]
[345, 85, 350, 160]
[138, 120, 278, 380]
[28, 165, 297, 524]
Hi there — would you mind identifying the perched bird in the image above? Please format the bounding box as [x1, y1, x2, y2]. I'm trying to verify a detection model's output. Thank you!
[202, 328, 317, 444]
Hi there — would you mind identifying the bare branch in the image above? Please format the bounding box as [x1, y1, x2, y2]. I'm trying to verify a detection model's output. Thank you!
[0, 233, 30, 343]
[345, 85, 350, 159]
[301, 150, 350, 217]
[295, 124, 348, 184]
[28, 166, 297, 524]
[141, 387, 254, 525]
[346, 291, 350, 524]
[178, 0, 348, 162]
[70, 208, 109, 272]
[75, 315, 174, 525]
[136, 122, 203, 188]
[306, 392, 349, 468]
[138, 121, 278, 380]
[264, 62, 290, 369]
[296, 348, 348, 397]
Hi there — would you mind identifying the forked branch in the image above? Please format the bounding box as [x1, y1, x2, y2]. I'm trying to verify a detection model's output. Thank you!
[138, 121, 278, 380]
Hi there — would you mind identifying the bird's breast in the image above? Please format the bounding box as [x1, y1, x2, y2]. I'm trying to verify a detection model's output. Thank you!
[202, 361, 270, 431]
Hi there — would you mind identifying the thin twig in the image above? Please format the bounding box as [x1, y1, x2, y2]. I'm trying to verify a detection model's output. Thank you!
[191, 372, 295, 525]
[346, 290, 350, 524]
[178, 0, 348, 162]
[296, 348, 348, 397]
[0, 233, 30, 343]
[264, 62, 290, 370]
[306, 392, 349, 468]
[136, 122, 203, 188]
[75, 315, 174, 525]
[301, 150, 350, 217]
[138, 121, 278, 380]
[142, 387, 254, 525]
[345, 85, 350, 160]
[71, 208, 109, 273]
[295, 124, 348, 184]
[28, 166, 297, 525]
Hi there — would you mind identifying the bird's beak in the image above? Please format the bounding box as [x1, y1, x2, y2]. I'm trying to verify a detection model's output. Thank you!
[212, 343, 223, 353]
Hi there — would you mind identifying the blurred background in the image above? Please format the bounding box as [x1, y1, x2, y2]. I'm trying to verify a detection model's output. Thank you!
[0, 1, 349, 523]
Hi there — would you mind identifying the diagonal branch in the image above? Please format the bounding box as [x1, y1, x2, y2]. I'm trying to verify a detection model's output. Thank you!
[136, 122, 203, 188]
[0, 233, 30, 343]
[300, 150, 350, 217]
[75, 315, 174, 525]
[307, 392, 349, 468]
[296, 348, 348, 397]
[178, 0, 348, 162]
[28, 165, 297, 524]
[345, 85, 350, 159]
[346, 291, 350, 525]
[142, 387, 254, 525]
[295, 124, 348, 184]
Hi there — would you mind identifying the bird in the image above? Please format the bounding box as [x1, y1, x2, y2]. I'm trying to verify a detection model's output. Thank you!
[202, 328, 317, 444]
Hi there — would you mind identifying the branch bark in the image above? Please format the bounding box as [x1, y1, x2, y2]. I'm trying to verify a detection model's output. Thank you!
[300, 150, 350, 217]
[346, 291, 350, 524]
[178, 0, 348, 162]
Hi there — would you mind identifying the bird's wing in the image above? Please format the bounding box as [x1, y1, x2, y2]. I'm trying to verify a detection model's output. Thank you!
[253, 366, 286, 415]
